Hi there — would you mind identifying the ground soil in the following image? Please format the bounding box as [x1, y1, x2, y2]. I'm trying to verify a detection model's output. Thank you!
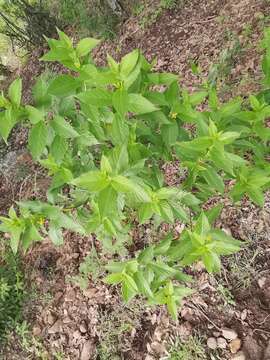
[1, 0, 270, 359]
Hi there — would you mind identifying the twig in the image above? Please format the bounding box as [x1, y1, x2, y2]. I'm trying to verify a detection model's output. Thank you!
[189, 302, 222, 331]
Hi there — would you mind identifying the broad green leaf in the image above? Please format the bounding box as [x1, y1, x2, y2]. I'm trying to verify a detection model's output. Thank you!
[76, 38, 100, 57]
[48, 75, 81, 97]
[112, 176, 151, 202]
[104, 272, 123, 285]
[98, 186, 117, 218]
[128, 94, 157, 114]
[134, 271, 153, 298]
[72, 171, 110, 192]
[138, 203, 154, 223]
[8, 78, 22, 107]
[50, 135, 68, 163]
[28, 121, 48, 159]
[25, 105, 44, 124]
[51, 116, 79, 138]
[49, 224, 64, 246]
[147, 73, 179, 85]
[201, 167, 225, 193]
[112, 89, 129, 115]
[202, 251, 221, 273]
[138, 246, 154, 264]
[159, 201, 174, 223]
[247, 186, 265, 207]
[0, 109, 18, 143]
[120, 49, 139, 78]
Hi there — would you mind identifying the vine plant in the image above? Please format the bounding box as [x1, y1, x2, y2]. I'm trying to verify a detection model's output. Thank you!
[0, 29, 270, 319]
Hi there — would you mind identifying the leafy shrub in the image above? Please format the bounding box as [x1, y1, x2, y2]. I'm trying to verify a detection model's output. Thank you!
[0, 242, 25, 341]
[0, 28, 270, 319]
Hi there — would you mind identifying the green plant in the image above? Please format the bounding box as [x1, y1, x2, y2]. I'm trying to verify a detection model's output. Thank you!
[216, 284, 235, 307]
[0, 241, 25, 342]
[167, 335, 206, 359]
[69, 247, 104, 289]
[0, 28, 270, 320]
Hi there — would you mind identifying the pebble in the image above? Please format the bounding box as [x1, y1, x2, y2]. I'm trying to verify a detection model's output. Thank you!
[32, 325, 42, 337]
[258, 277, 267, 289]
[80, 323, 87, 333]
[48, 320, 62, 334]
[241, 309, 247, 321]
[230, 338, 241, 354]
[47, 313, 55, 326]
[217, 337, 227, 349]
[222, 328, 238, 340]
[207, 337, 217, 350]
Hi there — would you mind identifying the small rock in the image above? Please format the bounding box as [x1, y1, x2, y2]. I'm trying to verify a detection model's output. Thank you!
[258, 277, 267, 289]
[230, 338, 241, 354]
[207, 337, 217, 350]
[217, 337, 227, 349]
[232, 351, 246, 360]
[48, 320, 62, 334]
[80, 340, 95, 360]
[47, 313, 55, 326]
[241, 309, 247, 321]
[213, 331, 221, 337]
[32, 325, 42, 337]
[73, 330, 82, 340]
[222, 328, 238, 340]
[80, 323, 87, 333]
[180, 307, 194, 322]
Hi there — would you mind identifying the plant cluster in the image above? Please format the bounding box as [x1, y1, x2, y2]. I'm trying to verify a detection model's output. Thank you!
[0, 242, 25, 342]
[0, 28, 270, 319]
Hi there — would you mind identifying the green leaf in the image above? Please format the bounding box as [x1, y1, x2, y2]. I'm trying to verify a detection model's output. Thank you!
[159, 201, 174, 223]
[100, 155, 113, 174]
[205, 204, 223, 224]
[72, 171, 110, 192]
[138, 203, 154, 223]
[50, 135, 68, 163]
[194, 212, 211, 235]
[98, 186, 117, 218]
[0, 109, 18, 143]
[134, 271, 153, 298]
[8, 78, 22, 107]
[167, 295, 178, 320]
[147, 73, 179, 85]
[28, 121, 48, 159]
[161, 122, 179, 146]
[104, 272, 123, 285]
[112, 176, 151, 202]
[49, 224, 64, 246]
[247, 186, 265, 207]
[112, 89, 129, 115]
[201, 167, 225, 193]
[128, 94, 157, 114]
[51, 116, 79, 138]
[76, 38, 100, 57]
[154, 235, 172, 255]
[122, 273, 138, 293]
[25, 105, 44, 124]
[138, 246, 154, 264]
[48, 75, 81, 97]
[120, 49, 139, 77]
[202, 251, 221, 273]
